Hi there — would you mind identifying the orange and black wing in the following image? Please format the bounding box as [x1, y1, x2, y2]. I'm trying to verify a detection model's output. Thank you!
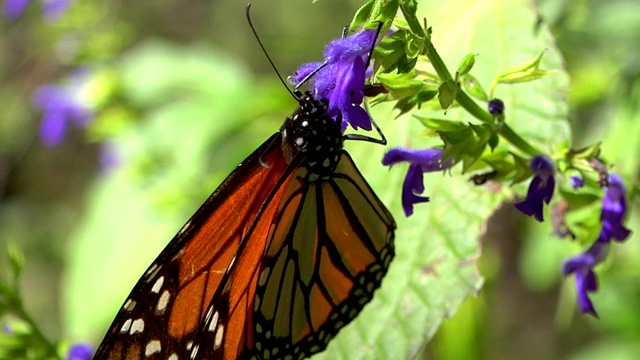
[191, 151, 395, 360]
[93, 133, 289, 360]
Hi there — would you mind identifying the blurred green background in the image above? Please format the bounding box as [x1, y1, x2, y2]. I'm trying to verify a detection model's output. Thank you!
[1, 0, 639, 359]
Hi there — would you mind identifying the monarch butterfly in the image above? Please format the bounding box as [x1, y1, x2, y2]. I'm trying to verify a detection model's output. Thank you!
[94, 11, 394, 360]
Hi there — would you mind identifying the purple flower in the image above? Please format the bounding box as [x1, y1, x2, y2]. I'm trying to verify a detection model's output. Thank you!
[515, 155, 555, 222]
[42, 0, 72, 21]
[562, 240, 608, 316]
[67, 343, 93, 360]
[599, 173, 631, 242]
[562, 173, 631, 316]
[3, 0, 31, 19]
[382, 148, 453, 216]
[292, 29, 378, 132]
[2, 0, 72, 21]
[569, 174, 584, 189]
[33, 70, 93, 147]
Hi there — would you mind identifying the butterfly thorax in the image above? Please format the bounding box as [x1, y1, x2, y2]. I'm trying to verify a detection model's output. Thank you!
[280, 92, 343, 176]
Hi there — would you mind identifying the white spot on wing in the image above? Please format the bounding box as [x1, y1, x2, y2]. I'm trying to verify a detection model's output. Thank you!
[168, 354, 179, 360]
[208, 311, 219, 332]
[145, 340, 161, 356]
[178, 219, 192, 236]
[213, 324, 225, 350]
[130, 318, 145, 334]
[145, 264, 162, 282]
[123, 299, 136, 312]
[120, 319, 132, 333]
[156, 290, 171, 314]
[151, 276, 164, 293]
[190, 344, 199, 360]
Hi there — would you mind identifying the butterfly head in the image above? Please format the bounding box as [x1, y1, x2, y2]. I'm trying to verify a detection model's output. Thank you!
[280, 91, 343, 176]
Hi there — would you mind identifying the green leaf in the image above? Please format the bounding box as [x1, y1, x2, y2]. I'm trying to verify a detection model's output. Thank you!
[461, 73, 488, 102]
[437, 80, 458, 110]
[456, 53, 477, 77]
[349, 0, 376, 29]
[417, 118, 467, 132]
[490, 51, 557, 96]
[7, 245, 24, 282]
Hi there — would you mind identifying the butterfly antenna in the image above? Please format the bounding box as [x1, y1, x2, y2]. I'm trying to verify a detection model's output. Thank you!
[246, 4, 297, 100]
[293, 25, 346, 92]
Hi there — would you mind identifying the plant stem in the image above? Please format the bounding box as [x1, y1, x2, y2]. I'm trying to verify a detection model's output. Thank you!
[423, 37, 542, 156]
[11, 290, 61, 360]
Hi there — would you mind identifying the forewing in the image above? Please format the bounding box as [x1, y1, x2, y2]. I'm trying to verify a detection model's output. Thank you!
[93, 134, 287, 360]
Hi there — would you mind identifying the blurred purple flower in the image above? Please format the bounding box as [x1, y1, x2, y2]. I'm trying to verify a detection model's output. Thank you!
[599, 173, 631, 242]
[3, 0, 72, 21]
[382, 148, 453, 216]
[3, 0, 31, 19]
[67, 342, 93, 360]
[569, 174, 584, 189]
[515, 155, 555, 222]
[42, 0, 72, 21]
[33, 70, 93, 147]
[562, 240, 608, 317]
[292, 29, 378, 132]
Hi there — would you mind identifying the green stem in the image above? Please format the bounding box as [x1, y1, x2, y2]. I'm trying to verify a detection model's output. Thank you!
[10, 290, 61, 360]
[423, 38, 542, 157]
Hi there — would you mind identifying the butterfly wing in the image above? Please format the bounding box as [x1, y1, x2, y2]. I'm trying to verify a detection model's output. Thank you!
[192, 151, 395, 360]
[93, 133, 288, 360]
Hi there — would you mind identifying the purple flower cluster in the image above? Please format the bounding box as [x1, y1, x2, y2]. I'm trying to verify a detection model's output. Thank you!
[382, 148, 453, 216]
[561, 173, 631, 316]
[514, 155, 632, 315]
[33, 70, 93, 147]
[3, 0, 72, 21]
[292, 29, 378, 132]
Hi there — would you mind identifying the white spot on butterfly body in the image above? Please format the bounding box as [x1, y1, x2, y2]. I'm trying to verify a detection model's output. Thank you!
[145, 340, 161, 356]
[295, 138, 304, 146]
[130, 318, 145, 334]
[151, 276, 164, 293]
[301, 120, 309, 127]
